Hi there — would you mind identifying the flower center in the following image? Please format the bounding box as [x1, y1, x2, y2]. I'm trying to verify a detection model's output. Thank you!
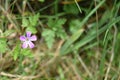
[26, 38, 29, 41]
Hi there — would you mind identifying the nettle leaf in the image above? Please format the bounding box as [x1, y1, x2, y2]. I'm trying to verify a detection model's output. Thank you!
[22, 18, 29, 27]
[0, 38, 8, 53]
[42, 29, 55, 49]
[12, 43, 20, 60]
[29, 13, 39, 27]
[21, 49, 33, 58]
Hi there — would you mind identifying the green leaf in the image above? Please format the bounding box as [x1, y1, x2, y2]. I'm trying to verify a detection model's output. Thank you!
[21, 49, 33, 58]
[43, 18, 67, 48]
[38, 0, 45, 2]
[69, 19, 82, 34]
[63, 4, 79, 14]
[0, 38, 8, 53]
[22, 18, 29, 27]
[54, 18, 66, 28]
[47, 18, 67, 39]
[11, 43, 20, 60]
[42, 29, 55, 49]
[29, 13, 39, 27]
[47, 19, 55, 29]
[26, 27, 37, 34]
[47, 18, 66, 29]
[56, 28, 67, 39]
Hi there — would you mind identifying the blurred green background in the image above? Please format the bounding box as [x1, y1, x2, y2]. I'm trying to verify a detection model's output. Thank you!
[0, 0, 120, 80]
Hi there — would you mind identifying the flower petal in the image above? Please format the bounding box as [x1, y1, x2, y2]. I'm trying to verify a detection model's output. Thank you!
[29, 35, 37, 41]
[26, 31, 31, 37]
[20, 36, 26, 41]
[28, 41, 35, 48]
[22, 42, 28, 48]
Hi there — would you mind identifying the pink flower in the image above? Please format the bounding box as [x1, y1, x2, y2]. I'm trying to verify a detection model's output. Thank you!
[20, 31, 37, 48]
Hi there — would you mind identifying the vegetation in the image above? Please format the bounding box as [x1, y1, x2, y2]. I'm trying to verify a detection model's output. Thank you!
[0, 0, 120, 80]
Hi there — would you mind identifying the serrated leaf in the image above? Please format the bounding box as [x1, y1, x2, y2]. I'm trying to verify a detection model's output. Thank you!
[56, 28, 67, 39]
[12, 43, 20, 60]
[47, 18, 67, 39]
[42, 29, 55, 49]
[47, 18, 66, 29]
[55, 18, 66, 27]
[26, 27, 37, 34]
[29, 13, 39, 27]
[22, 18, 29, 27]
[21, 49, 33, 58]
[0, 38, 8, 53]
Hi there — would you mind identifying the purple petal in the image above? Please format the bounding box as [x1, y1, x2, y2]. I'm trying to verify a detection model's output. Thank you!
[22, 42, 28, 48]
[29, 35, 37, 41]
[20, 36, 26, 41]
[26, 31, 31, 37]
[28, 41, 35, 48]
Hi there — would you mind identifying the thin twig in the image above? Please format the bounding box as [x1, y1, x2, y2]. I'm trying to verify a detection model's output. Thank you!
[70, 63, 82, 80]
[74, 0, 82, 13]
[104, 25, 117, 80]
[0, 71, 41, 79]
[94, 0, 99, 77]
[77, 54, 93, 78]
[16, 2, 22, 14]
[94, 0, 99, 53]
[41, 40, 64, 68]
[55, 40, 64, 56]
